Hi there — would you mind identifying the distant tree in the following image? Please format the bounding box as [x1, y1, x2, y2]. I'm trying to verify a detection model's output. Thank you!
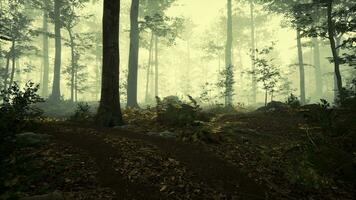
[49, 0, 62, 102]
[96, 0, 123, 127]
[61, 0, 91, 102]
[225, 0, 234, 106]
[0, 0, 33, 91]
[127, 0, 140, 108]
[251, 46, 281, 106]
[140, 0, 183, 99]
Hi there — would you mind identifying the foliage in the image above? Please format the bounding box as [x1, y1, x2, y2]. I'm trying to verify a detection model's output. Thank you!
[199, 82, 219, 105]
[70, 102, 92, 122]
[250, 45, 281, 105]
[0, 82, 43, 134]
[217, 64, 235, 106]
[286, 93, 300, 108]
[0, 81, 43, 161]
[156, 95, 201, 126]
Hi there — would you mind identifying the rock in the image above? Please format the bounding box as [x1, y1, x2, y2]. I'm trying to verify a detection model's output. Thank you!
[113, 124, 136, 130]
[159, 130, 177, 138]
[256, 101, 289, 112]
[15, 132, 51, 147]
[147, 131, 158, 136]
[20, 191, 65, 200]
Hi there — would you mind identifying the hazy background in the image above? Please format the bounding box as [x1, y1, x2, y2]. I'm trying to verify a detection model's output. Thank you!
[3, 0, 353, 106]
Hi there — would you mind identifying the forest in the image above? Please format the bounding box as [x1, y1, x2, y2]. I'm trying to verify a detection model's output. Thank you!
[0, 0, 355, 199]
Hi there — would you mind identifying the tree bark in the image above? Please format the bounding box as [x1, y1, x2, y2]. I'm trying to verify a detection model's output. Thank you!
[249, 0, 257, 104]
[296, 28, 306, 105]
[145, 32, 154, 103]
[127, 0, 140, 108]
[327, 1, 342, 103]
[154, 35, 158, 97]
[225, 0, 233, 106]
[42, 0, 49, 97]
[68, 28, 75, 102]
[3, 52, 10, 90]
[8, 40, 16, 89]
[96, 0, 123, 127]
[312, 37, 322, 99]
[50, 0, 62, 102]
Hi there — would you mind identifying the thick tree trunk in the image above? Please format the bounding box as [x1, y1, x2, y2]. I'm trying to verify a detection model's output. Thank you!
[225, 0, 233, 106]
[145, 32, 154, 103]
[42, 0, 49, 97]
[127, 0, 140, 108]
[50, 0, 62, 102]
[249, 0, 257, 104]
[296, 28, 306, 105]
[312, 37, 322, 99]
[327, 1, 342, 103]
[154, 35, 158, 97]
[96, 0, 123, 127]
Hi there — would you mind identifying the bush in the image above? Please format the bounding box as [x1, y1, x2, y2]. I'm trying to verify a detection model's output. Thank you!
[286, 93, 300, 108]
[0, 82, 43, 134]
[156, 95, 201, 126]
[0, 82, 43, 160]
[70, 102, 92, 122]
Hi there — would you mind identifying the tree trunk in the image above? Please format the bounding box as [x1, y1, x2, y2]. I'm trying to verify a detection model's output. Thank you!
[127, 0, 140, 108]
[68, 28, 75, 102]
[249, 0, 257, 104]
[296, 28, 306, 105]
[8, 40, 16, 89]
[3, 52, 10, 90]
[154, 35, 158, 97]
[96, 0, 123, 127]
[264, 89, 268, 107]
[16, 59, 21, 86]
[42, 0, 49, 97]
[225, 0, 233, 106]
[327, 1, 342, 103]
[145, 32, 154, 103]
[50, 0, 62, 102]
[312, 37, 322, 99]
[95, 34, 101, 101]
[75, 65, 78, 102]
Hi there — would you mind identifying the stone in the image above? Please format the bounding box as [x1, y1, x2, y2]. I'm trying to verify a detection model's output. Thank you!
[159, 130, 177, 138]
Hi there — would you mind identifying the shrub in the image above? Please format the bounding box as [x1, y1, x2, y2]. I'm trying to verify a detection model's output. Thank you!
[0, 82, 43, 135]
[156, 95, 201, 126]
[70, 102, 92, 122]
[0, 82, 43, 160]
[286, 93, 300, 108]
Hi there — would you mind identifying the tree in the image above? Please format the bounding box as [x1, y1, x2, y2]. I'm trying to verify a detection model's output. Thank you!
[127, 0, 140, 108]
[249, 0, 257, 104]
[49, 0, 62, 102]
[296, 26, 306, 105]
[251, 46, 281, 106]
[0, 0, 33, 91]
[225, 0, 234, 106]
[61, 0, 90, 102]
[41, 0, 50, 97]
[139, 0, 182, 100]
[96, 0, 123, 127]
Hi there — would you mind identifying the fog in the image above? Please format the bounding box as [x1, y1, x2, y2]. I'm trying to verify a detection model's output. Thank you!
[1, 0, 355, 107]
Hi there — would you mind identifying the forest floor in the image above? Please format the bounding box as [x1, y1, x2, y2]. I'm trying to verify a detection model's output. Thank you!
[1, 108, 355, 200]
